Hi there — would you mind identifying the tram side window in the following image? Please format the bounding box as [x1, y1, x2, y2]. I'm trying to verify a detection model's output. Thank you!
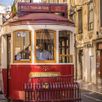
[59, 31, 72, 63]
[13, 30, 31, 62]
[35, 29, 55, 62]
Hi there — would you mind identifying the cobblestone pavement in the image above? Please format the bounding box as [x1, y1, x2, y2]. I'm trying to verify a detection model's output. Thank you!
[77, 80, 102, 102]
[81, 89, 102, 102]
[77, 80, 102, 94]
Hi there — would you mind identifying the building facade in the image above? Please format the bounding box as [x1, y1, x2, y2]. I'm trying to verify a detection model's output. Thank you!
[42, 0, 102, 86]
[68, 0, 102, 86]
[42, 0, 67, 3]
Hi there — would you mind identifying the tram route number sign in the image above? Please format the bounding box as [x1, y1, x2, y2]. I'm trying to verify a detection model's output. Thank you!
[18, 2, 67, 14]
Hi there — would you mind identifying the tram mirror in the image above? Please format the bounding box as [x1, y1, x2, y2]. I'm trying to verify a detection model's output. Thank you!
[35, 29, 55, 61]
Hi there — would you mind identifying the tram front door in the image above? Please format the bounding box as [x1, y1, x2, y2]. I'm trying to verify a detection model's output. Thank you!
[7, 35, 11, 98]
[7, 36, 11, 68]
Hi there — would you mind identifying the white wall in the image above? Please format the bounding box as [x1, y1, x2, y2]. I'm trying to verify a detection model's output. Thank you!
[0, 6, 6, 14]
[1, 36, 7, 69]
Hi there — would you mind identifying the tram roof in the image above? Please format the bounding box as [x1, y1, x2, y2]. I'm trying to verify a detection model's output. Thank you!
[5, 13, 74, 26]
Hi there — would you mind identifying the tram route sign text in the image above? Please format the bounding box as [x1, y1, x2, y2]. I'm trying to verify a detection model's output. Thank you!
[18, 2, 67, 16]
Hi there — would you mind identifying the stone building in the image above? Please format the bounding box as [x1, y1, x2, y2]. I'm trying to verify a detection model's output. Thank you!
[42, 0, 102, 87]
[68, 0, 102, 86]
[42, 0, 67, 3]
[56, 0, 102, 85]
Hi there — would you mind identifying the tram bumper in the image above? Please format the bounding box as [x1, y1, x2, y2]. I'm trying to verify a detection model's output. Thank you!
[24, 81, 81, 102]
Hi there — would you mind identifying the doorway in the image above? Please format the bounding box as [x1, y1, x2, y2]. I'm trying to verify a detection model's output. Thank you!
[78, 50, 83, 80]
[7, 35, 11, 98]
[7, 36, 11, 68]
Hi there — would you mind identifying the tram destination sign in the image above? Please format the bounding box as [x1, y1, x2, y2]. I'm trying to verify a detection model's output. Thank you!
[18, 2, 67, 16]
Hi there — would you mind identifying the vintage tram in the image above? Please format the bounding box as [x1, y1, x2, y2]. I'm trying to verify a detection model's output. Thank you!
[1, 2, 81, 102]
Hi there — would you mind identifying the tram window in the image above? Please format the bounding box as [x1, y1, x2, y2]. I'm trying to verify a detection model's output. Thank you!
[59, 31, 73, 63]
[13, 30, 31, 62]
[35, 29, 56, 62]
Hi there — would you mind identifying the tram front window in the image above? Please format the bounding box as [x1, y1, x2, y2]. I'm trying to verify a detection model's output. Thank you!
[36, 43, 53, 60]
[35, 29, 56, 62]
[13, 30, 31, 62]
[59, 31, 73, 63]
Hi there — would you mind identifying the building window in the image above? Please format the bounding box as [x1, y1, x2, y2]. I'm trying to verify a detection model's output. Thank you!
[35, 29, 56, 63]
[88, 0, 94, 30]
[78, 9, 83, 34]
[13, 30, 31, 62]
[100, 0, 102, 27]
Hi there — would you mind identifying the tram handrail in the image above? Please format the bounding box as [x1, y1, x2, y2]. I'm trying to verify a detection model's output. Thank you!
[29, 75, 73, 78]
[28, 75, 74, 83]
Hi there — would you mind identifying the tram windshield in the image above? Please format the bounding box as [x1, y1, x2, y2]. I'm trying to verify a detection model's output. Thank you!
[13, 30, 31, 62]
[13, 30, 73, 63]
[35, 29, 55, 62]
[59, 31, 72, 63]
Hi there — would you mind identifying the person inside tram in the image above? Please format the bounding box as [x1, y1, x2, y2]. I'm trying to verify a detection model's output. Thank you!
[36, 43, 53, 60]
[15, 45, 31, 60]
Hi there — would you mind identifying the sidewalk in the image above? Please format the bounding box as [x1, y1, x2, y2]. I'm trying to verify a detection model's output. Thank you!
[77, 80, 102, 94]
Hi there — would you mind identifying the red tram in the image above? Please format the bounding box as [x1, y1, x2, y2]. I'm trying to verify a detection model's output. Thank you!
[1, 2, 81, 102]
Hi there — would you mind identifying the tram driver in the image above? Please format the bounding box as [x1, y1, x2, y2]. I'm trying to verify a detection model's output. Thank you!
[36, 43, 53, 60]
